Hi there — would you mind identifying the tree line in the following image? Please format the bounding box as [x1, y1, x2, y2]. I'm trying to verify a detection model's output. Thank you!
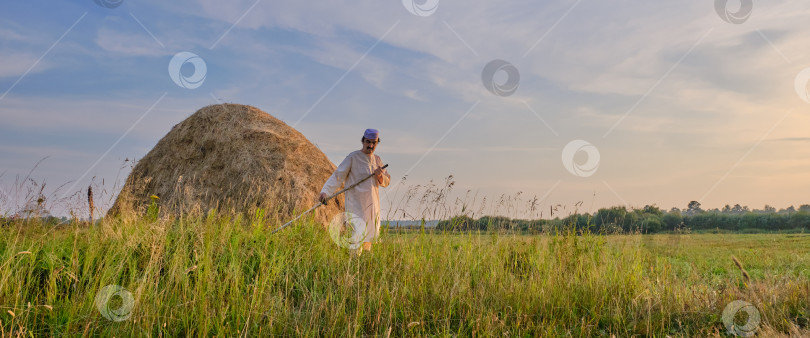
[435, 202, 810, 233]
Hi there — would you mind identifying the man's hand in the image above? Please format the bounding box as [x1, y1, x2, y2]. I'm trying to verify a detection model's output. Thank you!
[319, 192, 328, 205]
[374, 167, 385, 184]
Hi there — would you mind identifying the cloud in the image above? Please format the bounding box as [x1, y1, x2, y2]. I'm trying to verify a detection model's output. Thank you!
[0, 95, 206, 140]
[768, 137, 810, 142]
[0, 27, 28, 42]
[479, 146, 555, 153]
[0, 52, 49, 78]
[0, 23, 62, 78]
[95, 23, 172, 57]
[0, 144, 90, 159]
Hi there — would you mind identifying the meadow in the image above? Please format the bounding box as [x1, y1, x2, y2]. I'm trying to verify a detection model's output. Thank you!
[0, 214, 808, 337]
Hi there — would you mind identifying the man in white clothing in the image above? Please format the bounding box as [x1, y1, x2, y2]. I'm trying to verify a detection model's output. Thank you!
[319, 128, 390, 253]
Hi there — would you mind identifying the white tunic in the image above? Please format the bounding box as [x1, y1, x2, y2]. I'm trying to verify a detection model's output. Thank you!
[321, 150, 390, 243]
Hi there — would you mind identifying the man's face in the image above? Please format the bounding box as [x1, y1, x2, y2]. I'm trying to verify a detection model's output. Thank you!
[362, 138, 379, 154]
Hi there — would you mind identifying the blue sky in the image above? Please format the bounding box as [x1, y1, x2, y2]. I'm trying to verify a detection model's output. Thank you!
[1, 0, 809, 218]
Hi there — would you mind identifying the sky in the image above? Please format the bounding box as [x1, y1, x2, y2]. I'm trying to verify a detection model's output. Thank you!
[1, 0, 809, 219]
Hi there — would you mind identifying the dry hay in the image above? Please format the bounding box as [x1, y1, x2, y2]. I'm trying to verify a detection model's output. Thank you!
[108, 103, 344, 226]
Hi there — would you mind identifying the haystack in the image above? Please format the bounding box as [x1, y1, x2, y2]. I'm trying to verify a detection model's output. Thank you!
[108, 103, 344, 226]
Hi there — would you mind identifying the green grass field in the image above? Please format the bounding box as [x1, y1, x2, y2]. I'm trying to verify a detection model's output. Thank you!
[1, 216, 808, 336]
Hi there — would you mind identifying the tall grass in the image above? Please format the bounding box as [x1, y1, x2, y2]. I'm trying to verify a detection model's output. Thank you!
[1, 214, 808, 336]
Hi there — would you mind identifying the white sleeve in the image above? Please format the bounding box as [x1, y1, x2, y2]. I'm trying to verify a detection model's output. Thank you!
[376, 155, 390, 188]
[321, 154, 352, 196]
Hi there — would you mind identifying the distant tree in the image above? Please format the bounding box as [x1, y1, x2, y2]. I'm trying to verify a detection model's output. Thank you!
[641, 214, 663, 233]
[436, 215, 475, 231]
[432, 202, 810, 234]
[731, 204, 750, 213]
[595, 206, 628, 231]
[686, 201, 703, 214]
[477, 215, 514, 231]
[641, 204, 663, 216]
[662, 212, 683, 230]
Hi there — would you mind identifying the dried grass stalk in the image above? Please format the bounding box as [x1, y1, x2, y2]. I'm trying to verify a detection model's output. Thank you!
[88, 185, 94, 222]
